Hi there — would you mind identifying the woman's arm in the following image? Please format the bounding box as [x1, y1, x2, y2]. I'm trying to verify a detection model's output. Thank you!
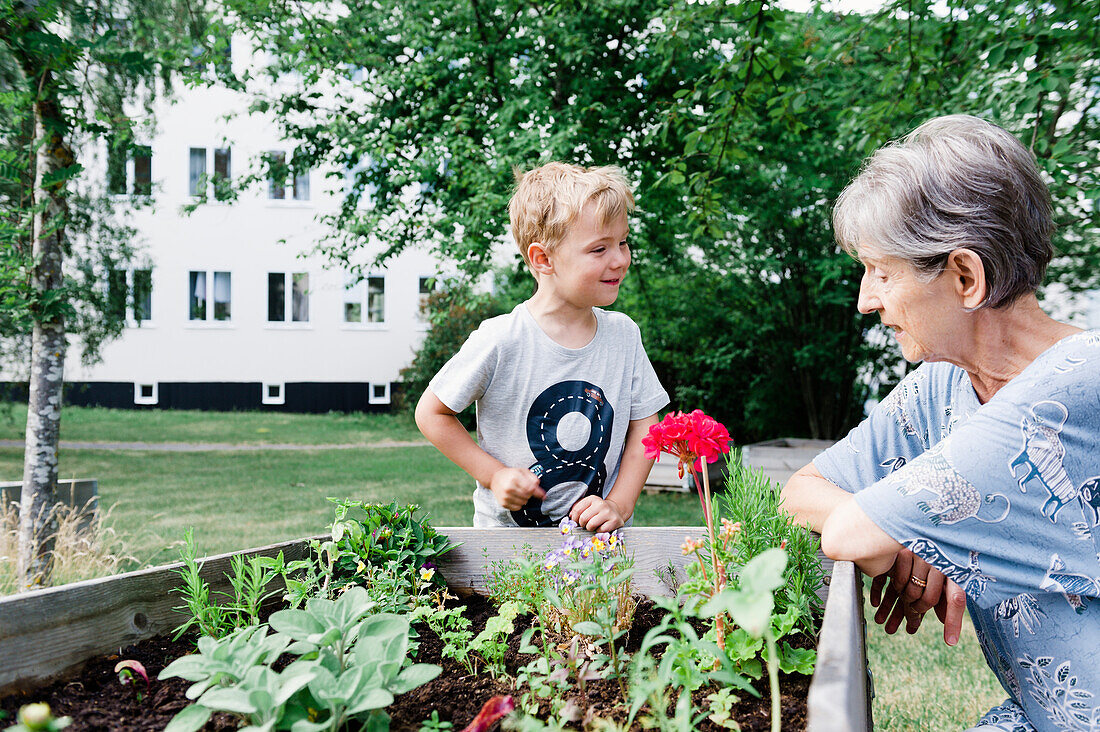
[783, 461, 966, 645]
[779, 461, 859, 532]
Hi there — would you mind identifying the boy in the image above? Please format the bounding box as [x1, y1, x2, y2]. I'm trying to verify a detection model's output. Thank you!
[415, 162, 669, 530]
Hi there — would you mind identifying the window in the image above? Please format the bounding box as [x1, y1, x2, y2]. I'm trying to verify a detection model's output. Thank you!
[107, 268, 153, 324]
[267, 150, 310, 201]
[134, 383, 158, 405]
[369, 382, 391, 405]
[262, 382, 285, 405]
[343, 275, 385, 325]
[267, 272, 309, 323]
[107, 138, 152, 196]
[417, 276, 437, 323]
[188, 148, 206, 196]
[189, 270, 231, 322]
[189, 147, 232, 200]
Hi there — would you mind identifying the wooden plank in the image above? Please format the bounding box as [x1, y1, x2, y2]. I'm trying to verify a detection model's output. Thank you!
[0, 537, 314, 694]
[807, 560, 872, 732]
[437, 527, 703, 598]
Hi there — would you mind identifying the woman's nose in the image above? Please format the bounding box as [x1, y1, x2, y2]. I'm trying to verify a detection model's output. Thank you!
[857, 278, 878, 314]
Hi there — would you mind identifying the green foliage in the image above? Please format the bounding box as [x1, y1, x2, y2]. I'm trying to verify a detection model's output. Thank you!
[410, 601, 476, 675]
[160, 589, 441, 732]
[703, 549, 790, 732]
[469, 600, 525, 679]
[397, 289, 506, 429]
[170, 529, 280, 641]
[718, 450, 826, 637]
[225, 0, 1100, 441]
[418, 711, 453, 731]
[483, 545, 551, 614]
[0, 0, 224, 367]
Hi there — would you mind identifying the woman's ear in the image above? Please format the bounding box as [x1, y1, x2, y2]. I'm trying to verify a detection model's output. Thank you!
[947, 248, 987, 309]
[528, 242, 553, 275]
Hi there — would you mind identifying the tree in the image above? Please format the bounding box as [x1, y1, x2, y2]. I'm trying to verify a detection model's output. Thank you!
[0, 0, 213, 588]
[226, 0, 1100, 441]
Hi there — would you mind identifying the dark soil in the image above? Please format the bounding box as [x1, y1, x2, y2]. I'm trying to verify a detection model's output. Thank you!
[1, 595, 810, 731]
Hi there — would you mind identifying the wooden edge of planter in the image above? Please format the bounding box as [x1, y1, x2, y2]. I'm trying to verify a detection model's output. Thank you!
[0, 535, 319, 695]
[806, 560, 872, 732]
[0, 527, 842, 704]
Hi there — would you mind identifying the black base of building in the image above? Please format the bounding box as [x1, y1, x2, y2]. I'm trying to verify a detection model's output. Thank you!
[1, 382, 401, 414]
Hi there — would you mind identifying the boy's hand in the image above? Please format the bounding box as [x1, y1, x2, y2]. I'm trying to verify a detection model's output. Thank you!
[488, 467, 545, 511]
[569, 496, 626, 532]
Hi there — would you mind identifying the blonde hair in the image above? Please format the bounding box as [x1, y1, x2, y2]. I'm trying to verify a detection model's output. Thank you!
[509, 162, 635, 269]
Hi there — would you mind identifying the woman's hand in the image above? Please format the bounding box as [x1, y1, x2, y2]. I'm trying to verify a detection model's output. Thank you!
[869, 549, 967, 645]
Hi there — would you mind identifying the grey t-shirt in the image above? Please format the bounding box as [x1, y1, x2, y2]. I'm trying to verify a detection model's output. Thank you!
[429, 303, 669, 527]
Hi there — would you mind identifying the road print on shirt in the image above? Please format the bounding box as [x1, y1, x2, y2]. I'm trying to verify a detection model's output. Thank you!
[511, 380, 614, 527]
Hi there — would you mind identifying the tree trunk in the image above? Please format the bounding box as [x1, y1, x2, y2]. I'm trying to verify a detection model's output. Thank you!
[17, 72, 71, 590]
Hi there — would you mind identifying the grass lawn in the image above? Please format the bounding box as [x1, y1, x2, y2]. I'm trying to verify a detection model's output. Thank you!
[0, 404, 424, 445]
[1, 406, 1008, 728]
[866, 598, 1006, 730]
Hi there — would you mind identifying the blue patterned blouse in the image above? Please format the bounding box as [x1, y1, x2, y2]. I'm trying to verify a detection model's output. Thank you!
[815, 330, 1100, 732]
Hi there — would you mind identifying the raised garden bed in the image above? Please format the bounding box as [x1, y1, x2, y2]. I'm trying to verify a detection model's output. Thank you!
[0, 528, 870, 730]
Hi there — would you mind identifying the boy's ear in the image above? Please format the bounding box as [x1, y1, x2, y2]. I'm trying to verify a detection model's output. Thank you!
[527, 242, 553, 274]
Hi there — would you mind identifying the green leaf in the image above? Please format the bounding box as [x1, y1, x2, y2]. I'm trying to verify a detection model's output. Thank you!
[269, 609, 325, 640]
[390, 663, 442, 694]
[572, 621, 603, 636]
[164, 705, 212, 732]
[200, 687, 257, 714]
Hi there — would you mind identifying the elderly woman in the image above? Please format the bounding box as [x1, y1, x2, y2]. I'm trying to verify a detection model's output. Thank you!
[781, 114, 1099, 732]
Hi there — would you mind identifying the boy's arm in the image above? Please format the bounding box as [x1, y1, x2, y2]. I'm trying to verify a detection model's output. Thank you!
[570, 413, 658, 531]
[414, 388, 544, 510]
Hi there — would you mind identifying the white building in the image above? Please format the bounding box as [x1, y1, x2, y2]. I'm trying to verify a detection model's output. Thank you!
[55, 38, 444, 413]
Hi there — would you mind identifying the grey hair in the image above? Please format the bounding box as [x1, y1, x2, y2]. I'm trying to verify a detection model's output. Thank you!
[833, 114, 1054, 309]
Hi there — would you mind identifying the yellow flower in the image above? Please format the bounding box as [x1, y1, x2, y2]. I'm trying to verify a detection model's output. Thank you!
[356, 560, 366, 573]
[420, 567, 435, 582]
[607, 534, 619, 547]
[591, 538, 606, 552]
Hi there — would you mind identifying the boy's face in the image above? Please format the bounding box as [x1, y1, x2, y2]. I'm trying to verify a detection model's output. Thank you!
[544, 202, 630, 308]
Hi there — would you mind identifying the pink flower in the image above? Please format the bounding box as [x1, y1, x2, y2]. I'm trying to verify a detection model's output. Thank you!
[644, 410, 732, 523]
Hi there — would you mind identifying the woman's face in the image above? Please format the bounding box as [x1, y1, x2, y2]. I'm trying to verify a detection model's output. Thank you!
[856, 247, 963, 364]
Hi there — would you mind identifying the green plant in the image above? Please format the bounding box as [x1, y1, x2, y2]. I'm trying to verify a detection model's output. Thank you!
[254, 548, 328, 610]
[642, 411, 733, 648]
[160, 588, 441, 732]
[541, 522, 636, 637]
[171, 528, 229, 640]
[483, 544, 550, 613]
[411, 599, 476, 674]
[171, 530, 283, 641]
[469, 600, 525, 679]
[704, 548, 790, 732]
[4, 704, 70, 732]
[328, 499, 454, 591]
[721, 449, 825, 637]
[114, 660, 149, 703]
[224, 552, 280, 628]
[418, 711, 453, 731]
[158, 625, 293, 700]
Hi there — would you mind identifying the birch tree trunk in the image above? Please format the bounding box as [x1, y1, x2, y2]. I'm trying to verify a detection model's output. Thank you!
[17, 69, 71, 590]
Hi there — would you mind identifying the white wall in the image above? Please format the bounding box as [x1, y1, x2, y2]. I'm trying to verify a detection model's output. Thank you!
[61, 36, 444, 389]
